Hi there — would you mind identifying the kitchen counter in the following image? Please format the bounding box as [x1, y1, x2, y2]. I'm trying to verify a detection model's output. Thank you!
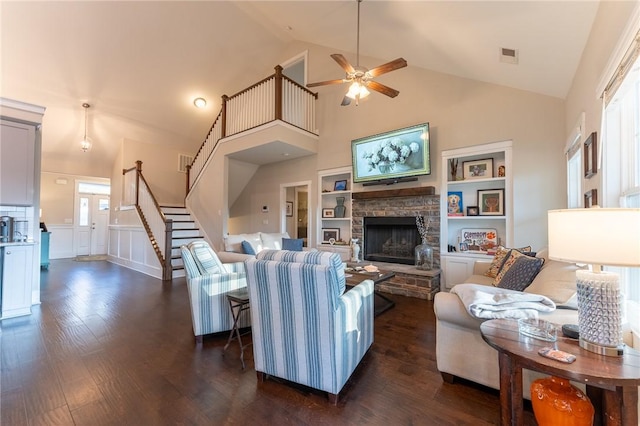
[0, 241, 36, 247]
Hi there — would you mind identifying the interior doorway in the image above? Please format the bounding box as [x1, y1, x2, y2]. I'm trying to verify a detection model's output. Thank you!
[75, 181, 110, 256]
[280, 181, 311, 247]
[281, 51, 308, 86]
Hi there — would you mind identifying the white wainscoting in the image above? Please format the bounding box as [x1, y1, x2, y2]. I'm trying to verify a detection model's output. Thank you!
[108, 225, 162, 279]
[48, 225, 75, 259]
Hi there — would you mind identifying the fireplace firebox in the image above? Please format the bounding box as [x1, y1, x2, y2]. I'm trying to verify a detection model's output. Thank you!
[363, 217, 419, 265]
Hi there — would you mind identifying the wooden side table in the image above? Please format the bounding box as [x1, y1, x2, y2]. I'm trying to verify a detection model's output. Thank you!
[223, 288, 251, 369]
[480, 319, 640, 426]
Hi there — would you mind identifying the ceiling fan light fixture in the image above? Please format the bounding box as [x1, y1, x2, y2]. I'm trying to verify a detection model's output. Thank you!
[346, 81, 370, 100]
[80, 103, 92, 153]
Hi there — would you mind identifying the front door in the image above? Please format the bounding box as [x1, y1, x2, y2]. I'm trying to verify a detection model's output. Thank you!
[76, 194, 110, 256]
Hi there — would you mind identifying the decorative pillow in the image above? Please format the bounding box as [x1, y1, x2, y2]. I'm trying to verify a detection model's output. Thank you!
[188, 242, 225, 275]
[241, 240, 256, 255]
[492, 249, 525, 285]
[496, 256, 545, 291]
[484, 246, 532, 278]
[282, 238, 303, 251]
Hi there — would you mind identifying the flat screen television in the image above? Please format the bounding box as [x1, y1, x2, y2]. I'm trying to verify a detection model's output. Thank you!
[351, 123, 430, 184]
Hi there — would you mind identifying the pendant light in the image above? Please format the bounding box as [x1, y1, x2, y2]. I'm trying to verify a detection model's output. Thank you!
[81, 103, 92, 152]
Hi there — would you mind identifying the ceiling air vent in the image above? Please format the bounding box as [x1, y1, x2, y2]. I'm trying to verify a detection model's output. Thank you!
[178, 154, 193, 173]
[500, 47, 519, 64]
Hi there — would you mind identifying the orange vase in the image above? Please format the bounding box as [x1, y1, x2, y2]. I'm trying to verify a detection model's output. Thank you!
[530, 376, 594, 426]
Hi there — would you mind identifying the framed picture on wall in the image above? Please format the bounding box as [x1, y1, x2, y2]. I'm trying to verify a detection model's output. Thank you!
[286, 202, 293, 217]
[584, 131, 597, 178]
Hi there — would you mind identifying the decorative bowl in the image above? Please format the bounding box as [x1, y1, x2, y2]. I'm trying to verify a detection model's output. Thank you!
[518, 318, 557, 342]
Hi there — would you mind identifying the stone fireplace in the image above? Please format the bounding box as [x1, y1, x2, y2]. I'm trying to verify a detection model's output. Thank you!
[362, 216, 419, 265]
[351, 187, 440, 299]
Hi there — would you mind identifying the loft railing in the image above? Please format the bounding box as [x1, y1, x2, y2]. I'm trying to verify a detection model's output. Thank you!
[186, 65, 318, 193]
[123, 161, 173, 281]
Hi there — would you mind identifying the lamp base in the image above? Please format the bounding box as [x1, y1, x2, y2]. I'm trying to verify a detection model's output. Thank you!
[576, 270, 624, 356]
[579, 338, 625, 356]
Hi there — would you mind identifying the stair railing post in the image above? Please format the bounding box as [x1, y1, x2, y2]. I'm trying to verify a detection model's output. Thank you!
[135, 160, 143, 206]
[163, 219, 173, 281]
[274, 65, 283, 121]
[185, 164, 191, 197]
[221, 95, 228, 138]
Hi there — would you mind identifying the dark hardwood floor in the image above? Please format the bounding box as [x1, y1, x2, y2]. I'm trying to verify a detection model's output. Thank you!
[1, 259, 537, 425]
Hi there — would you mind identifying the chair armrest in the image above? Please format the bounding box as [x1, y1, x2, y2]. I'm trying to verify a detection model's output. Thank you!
[187, 272, 247, 296]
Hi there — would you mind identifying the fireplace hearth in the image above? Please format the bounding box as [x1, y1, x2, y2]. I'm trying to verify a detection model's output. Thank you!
[363, 217, 419, 265]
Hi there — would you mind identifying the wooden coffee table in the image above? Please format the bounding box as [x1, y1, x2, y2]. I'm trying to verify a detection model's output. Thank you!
[345, 270, 396, 316]
[480, 318, 640, 426]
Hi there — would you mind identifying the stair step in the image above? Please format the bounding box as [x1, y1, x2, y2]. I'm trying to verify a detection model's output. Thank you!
[172, 229, 201, 238]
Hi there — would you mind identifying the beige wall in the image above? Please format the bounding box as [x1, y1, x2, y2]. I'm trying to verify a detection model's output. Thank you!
[228, 41, 567, 250]
[40, 172, 109, 225]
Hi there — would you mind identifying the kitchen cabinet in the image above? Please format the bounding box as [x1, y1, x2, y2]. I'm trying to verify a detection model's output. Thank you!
[0, 119, 36, 206]
[1, 244, 34, 319]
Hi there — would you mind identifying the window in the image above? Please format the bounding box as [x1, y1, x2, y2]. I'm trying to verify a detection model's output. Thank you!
[601, 38, 640, 329]
[78, 182, 110, 195]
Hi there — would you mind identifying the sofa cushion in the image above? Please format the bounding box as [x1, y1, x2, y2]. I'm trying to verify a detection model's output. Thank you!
[224, 233, 261, 253]
[260, 232, 289, 250]
[241, 240, 256, 255]
[282, 238, 303, 251]
[496, 255, 544, 291]
[485, 245, 532, 278]
[524, 260, 582, 305]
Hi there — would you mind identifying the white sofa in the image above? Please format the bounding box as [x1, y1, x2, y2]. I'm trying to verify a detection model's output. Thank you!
[217, 232, 297, 263]
[434, 252, 637, 401]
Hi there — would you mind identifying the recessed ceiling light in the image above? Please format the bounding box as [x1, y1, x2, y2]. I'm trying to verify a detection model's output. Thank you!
[193, 97, 207, 108]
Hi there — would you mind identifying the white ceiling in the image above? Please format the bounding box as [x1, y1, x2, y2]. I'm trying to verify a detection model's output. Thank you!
[0, 1, 600, 177]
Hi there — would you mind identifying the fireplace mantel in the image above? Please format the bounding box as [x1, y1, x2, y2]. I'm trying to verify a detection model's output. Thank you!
[352, 186, 436, 200]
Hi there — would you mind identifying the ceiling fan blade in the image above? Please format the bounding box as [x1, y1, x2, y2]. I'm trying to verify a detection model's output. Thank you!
[367, 81, 400, 98]
[307, 79, 347, 88]
[341, 96, 352, 106]
[331, 54, 355, 74]
[367, 58, 408, 78]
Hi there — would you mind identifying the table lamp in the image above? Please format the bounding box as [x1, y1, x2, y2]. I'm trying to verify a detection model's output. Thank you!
[547, 207, 640, 356]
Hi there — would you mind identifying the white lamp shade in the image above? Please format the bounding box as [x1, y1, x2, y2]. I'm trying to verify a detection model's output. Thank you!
[548, 208, 640, 267]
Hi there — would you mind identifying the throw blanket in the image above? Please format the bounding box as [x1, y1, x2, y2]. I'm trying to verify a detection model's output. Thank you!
[451, 283, 556, 320]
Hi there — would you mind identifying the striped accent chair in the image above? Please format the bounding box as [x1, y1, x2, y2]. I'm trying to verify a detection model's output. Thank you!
[181, 241, 250, 343]
[245, 250, 374, 403]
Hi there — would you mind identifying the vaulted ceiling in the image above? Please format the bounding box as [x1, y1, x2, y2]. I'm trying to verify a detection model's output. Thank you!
[1, 1, 600, 177]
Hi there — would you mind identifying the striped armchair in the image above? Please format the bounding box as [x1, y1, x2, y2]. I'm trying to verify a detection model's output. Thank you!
[244, 250, 374, 403]
[181, 241, 250, 343]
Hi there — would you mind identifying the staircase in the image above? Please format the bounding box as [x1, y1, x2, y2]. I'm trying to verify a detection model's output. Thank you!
[161, 206, 204, 278]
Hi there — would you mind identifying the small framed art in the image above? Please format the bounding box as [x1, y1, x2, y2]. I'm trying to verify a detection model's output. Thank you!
[462, 158, 494, 180]
[286, 202, 293, 217]
[322, 208, 334, 218]
[334, 180, 347, 191]
[466, 206, 479, 216]
[478, 189, 504, 216]
[322, 228, 340, 243]
[584, 131, 597, 178]
[447, 191, 464, 216]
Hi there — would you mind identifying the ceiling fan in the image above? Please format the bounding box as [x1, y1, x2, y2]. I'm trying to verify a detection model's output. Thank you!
[307, 0, 407, 106]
